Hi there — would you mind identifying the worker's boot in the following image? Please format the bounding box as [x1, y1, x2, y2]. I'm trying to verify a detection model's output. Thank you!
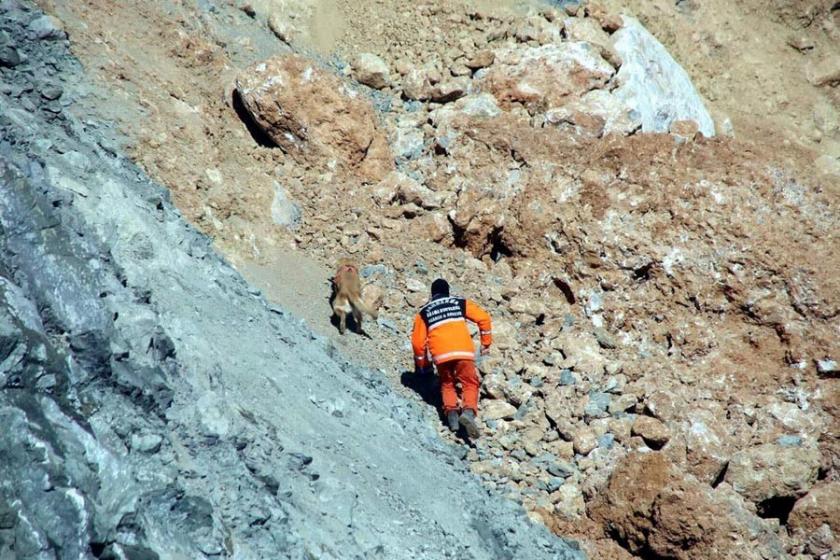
[459, 409, 481, 439]
[446, 410, 460, 432]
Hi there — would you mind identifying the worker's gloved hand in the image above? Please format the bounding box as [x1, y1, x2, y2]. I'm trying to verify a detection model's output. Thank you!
[480, 345, 491, 356]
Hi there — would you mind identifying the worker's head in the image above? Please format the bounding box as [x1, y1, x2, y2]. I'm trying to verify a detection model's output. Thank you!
[430, 278, 450, 298]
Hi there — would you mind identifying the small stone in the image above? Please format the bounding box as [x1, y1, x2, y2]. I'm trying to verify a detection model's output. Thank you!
[401, 67, 430, 100]
[130, 433, 163, 454]
[553, 483, 585, 519]
[603, 374, 626, 393]
[352, 53, 391, 90]
[481, 400, 517, 421]
[0, 46, 20, 68]
[405, 278, 425, 292]
[669, 119, 700, 141]
[268, 14, 295, 43]
[644, 391, 676, 421]
[559, 369, 577, 386]
[28, 15, 65, 40]
[816, 358, 837, 376]
[429, 78, 469, 103]
[608, 393, 637, 415]
[777, 435, 803, 447]
[806, 55, 840, 87]
[631, 416, 670, 448]
[573, 428, 598, 455]
[789, 482, 840, 536]
[584, 391, 611, 419]
[597, 433, 615, 449]
[35, 374, 57, 391]
[593, 328, 617, 349]
[271, 182, 301, 228]
[786, 35, 815, 52]
[466, 49, 495, 70]
[545, 477, 565, 493]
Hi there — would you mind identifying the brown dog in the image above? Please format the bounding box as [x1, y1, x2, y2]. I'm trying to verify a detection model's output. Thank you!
[331, 259, 378, 335]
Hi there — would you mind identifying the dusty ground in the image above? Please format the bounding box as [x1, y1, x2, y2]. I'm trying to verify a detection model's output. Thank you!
[35, 0, 839, 558]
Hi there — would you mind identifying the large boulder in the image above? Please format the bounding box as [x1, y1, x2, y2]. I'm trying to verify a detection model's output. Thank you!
[610, 16, 715, 136]
[789, 482, 840, 535]
[590, 452, 784, 560]
[235, 55, 393, 182]
[724, 443, 821, 505]
[481, 43, 615, 112]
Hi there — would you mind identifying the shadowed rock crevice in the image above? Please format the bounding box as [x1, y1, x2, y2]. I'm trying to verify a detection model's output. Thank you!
[232, 88, 277, 148]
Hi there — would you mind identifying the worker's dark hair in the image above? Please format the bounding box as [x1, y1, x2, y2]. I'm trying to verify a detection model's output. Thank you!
[430, 278, 450, 297]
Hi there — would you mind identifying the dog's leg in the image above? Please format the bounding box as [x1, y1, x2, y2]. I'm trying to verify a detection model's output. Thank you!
[352, 307, 363, 334]
[337, 308, 347, 335]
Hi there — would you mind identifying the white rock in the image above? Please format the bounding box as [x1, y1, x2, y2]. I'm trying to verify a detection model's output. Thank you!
[271, 181, 301, 228]
[545, 89, 641, 135]
[482, 400, 517, 421]
[352, 53, 391, 89]
[405, 278, 426, 292]
[553, 483, 585, 519]
[611, 16, 715, 137]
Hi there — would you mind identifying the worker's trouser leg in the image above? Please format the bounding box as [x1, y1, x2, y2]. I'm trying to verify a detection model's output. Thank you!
[437, 360, 480, 414]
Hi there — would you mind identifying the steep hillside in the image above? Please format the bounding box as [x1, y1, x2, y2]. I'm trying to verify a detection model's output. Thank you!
[17, 0, 840, 558]
[0, 2, 584, 558]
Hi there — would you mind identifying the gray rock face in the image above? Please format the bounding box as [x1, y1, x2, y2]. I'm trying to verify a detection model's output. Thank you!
[612, 16, 716, 137]
[0, 4, 583, 559]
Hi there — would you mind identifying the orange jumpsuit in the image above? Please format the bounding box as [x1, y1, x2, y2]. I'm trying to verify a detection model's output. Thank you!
[411, 295, 492, 413]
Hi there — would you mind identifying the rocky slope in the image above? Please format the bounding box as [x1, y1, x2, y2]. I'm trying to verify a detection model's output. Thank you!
[0, 2, 585, 558]
[19, 0, 840, 558]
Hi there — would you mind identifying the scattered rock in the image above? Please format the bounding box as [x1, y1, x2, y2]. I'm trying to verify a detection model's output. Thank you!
[481, 43, 615, 112]
[0, 46, 20, 68]
[724, 443, 821, 505]
[466, 49, 495, 70]
[564, 16, 620, 66]
[573, 428, 598, 455]
[816, 358, 838, 376]
[271, 181, 301, 228]
[267, 14, 296, 43]
[429, 77, 470, 103]
[235, 55, 393, 182]
[352, 53, 391, 89]
[631, 416, 670, 448]
[401, 66, 431, 100]
[584, 392, 611, 419]
[482, 399, 517, 421]
[590, 452, 784, 559]
[130, 433, 163, 454]
[806, 55, 840, 87]
[28, 15, 65, 40]
[553, 483, 585, 519]
[788, 482, 840, 536]
[786, 35, 815, 52]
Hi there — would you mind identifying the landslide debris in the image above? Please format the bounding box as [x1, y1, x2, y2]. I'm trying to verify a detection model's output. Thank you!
[31, 0, 840, 558]
[0, 2, 584, 558]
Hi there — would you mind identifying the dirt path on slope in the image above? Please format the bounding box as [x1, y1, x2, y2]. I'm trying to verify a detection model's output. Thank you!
[231, 249, 453, 434]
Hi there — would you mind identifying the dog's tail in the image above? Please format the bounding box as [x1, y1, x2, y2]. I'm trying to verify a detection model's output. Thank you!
[349, 294, 378, 319]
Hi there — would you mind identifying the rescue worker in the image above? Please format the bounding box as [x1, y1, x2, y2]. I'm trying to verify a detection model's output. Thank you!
[411, 278, 492, 438]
